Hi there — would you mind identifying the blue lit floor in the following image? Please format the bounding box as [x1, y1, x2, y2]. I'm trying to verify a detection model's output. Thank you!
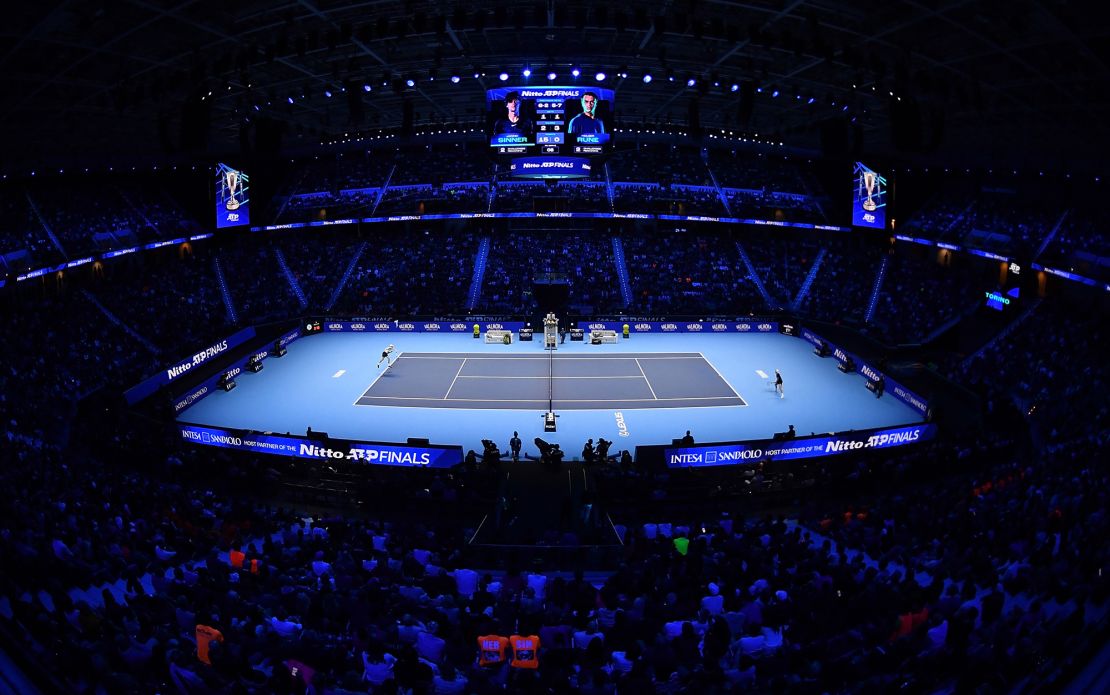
[178, 332, 921, 459]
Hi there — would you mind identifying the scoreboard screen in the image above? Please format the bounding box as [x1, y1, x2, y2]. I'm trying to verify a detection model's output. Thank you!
[487, 86, 614, 157]
[985, 261, 1024, 313]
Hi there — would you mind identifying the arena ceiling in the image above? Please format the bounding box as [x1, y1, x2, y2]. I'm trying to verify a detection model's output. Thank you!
[1, 0, 1107, 165]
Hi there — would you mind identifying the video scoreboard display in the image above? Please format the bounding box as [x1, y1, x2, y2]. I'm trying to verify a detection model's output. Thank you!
[985, 260, 1024, 313]
[852, 162, 886, 230]
[487, 86, 614, 163]
[215, 163, 249, 228]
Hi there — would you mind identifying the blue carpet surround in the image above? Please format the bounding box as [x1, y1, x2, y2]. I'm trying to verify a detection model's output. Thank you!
[178, 332, 922, 458]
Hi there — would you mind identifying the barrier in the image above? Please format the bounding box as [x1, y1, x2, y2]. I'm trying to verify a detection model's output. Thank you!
[664, 423, 937, 468]
[179, 424, 463, 468]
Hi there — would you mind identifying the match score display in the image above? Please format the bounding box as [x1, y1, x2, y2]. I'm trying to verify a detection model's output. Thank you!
[487, 86, 613, 155]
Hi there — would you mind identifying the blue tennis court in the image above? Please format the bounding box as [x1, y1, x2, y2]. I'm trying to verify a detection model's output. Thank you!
[178, 331, 922, 458]
[357, 353, 745, 409]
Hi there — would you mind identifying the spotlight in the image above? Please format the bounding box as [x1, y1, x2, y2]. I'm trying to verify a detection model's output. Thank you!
[287, 96, 294, 104]
[522, 68, 531, 77]
[363, 84, 371, 92]
[643, 74, 652, 83]
[324, 90, 333, 98]
[571, 68, 580, 77]
[547, 71, 556, 80]
[807, 96, 815, 104]
[405, 79, 415, 87]
[687, 78, 696, 87]
[499, 73, 509, 81]
[595, 72, 606, 81]
[771, 90, 779, 98]
[450, 75, 460, 83]
[730, 83, 739, 92]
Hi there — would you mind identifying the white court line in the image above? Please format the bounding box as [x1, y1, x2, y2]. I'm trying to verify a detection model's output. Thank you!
[699, 351, 749, 407]
[351, 353, 399, 405]
[634, 358, 659, 400]
[755, 369, 768, 379]
[333, 369, 346, 378]
[444, 358, 468, 399]
[455, 375, 644, 379]
[352, 397, 745, 408]
[357, 395, 743, 402]
[396, 355, 704, 360]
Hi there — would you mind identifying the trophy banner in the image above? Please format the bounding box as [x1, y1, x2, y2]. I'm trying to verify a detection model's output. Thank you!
[852, 162, 886, 229]
[216, 163, 250, 228]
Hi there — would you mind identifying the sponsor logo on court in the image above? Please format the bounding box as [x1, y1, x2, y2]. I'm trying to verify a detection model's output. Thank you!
[280, 331, 299, 347]
[711, 323, 728, 332]
[487, 323, 504, 330]
[175, 386, 209, 412]
[373, 323, 391, 331]
[166, 339, 231, 380]
[351, 323, 366, 331]
[892, 386, 929, 413]
[736, 323, 752, 331]
[327, 323, 343, 331]
[588, 323, 606, 330]
[182, 428, 242, 446]
[424, 323, 441, 331]
[757, 323, 773, 332]
[634, 323, 652, 331]
[226, 367, 241, 379]
[686, 323, 703, 331]
[614, 411, 630, 437]
[252, 350, 268, 361]
[661, 323, 678, 332]
[834, 348, 849, 362]
[449, 323, 468, 331]
[397, 323, 416, 331]
[860, 365, 882, 382]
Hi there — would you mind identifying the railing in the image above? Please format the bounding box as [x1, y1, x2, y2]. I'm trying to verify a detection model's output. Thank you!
[466, 237, 491, 310]
[734, 241, 777, 310]
[791, 248, 826, 310]
[325, 241, 367, 311]
[213, 255, 238, 324]
[274, 247, 308, 309]
[369, 164, 396, 215]
[1034, 209, 1070, 261]
[24, 191, 68, 258]
[863, 255, 889, 324]
[611, 237, 635, 307]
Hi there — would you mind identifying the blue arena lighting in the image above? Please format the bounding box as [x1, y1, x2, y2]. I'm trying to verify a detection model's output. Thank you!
[687, 78, 696, 87]
[547, 72, 557, 80]
[287, 96, 294, 104]
[807, 96, 815, 104]
[450, 75, 460, 83]
[324, 90, 332, 98]
[499, 73, 509, 81]
[731, 83, 739, 92]
[405, 79, 415, 87]
[595, 72, 606, 81]
[571, 68, 580, 77]
[643, 74, 652, 83]
[772, 90, 779, 98]
[363, 84, 371, 92]
[522, 68, 531, 77]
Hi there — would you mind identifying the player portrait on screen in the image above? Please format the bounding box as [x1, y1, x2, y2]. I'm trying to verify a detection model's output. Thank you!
[568, 92, 605, 136]
[493, 92, 534, 137]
